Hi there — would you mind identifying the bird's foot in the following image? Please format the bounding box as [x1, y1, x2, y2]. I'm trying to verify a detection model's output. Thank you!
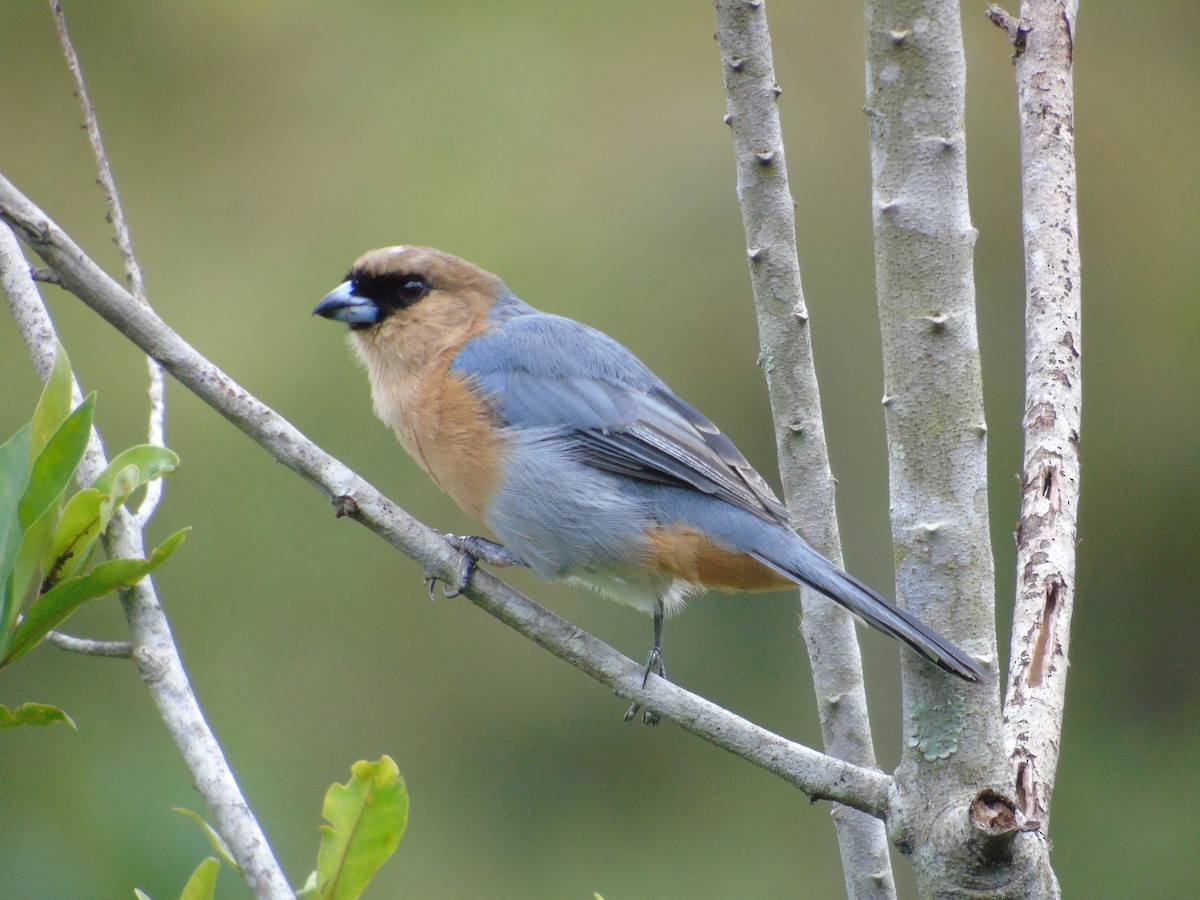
[445, 535, 523, 569]
[623, 646, 666, 727]
[425, 534, 523, 600]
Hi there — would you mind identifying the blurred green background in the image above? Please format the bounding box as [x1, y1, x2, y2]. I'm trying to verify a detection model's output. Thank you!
[1, 2, 1196, 897]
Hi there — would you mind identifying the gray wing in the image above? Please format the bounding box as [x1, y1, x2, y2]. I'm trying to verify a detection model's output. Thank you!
[453, 309, 792, 527]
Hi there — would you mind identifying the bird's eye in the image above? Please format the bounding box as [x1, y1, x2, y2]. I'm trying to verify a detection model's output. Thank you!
[397, 276, 430, 304]
[345, 270, 430, 314]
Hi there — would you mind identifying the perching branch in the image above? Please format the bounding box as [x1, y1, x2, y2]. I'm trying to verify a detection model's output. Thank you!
[50, 0, 167, 527]
[713, 2, 895, 896]
[994, 0, 1083, 838]
[0, 223, 295, 900]
[0, 174, 894, 820]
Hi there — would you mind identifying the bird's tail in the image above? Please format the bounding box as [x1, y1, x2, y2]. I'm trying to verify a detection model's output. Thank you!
[753, 538, 988, 683]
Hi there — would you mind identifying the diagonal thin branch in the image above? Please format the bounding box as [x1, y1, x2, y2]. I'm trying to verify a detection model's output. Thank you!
[1, 223, 295, 900]
[0, 173, 895, 820]
[50, 0, 167, 527]
[49, 0, 145, 305]
[713, 2, 896, 896]
[995, 0, 1082, 837]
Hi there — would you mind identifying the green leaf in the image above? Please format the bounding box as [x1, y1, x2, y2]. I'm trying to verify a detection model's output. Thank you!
[29, 342, 75, 461]
[0, 702, 77, 732]
[179, 857, 219, 900]
[317, 756, 408, 900]
[1, 527, 188, 667]
[99, 464, 141, 528]
[2, 493, 63, 657]
[133, 890, 154, 900]
[8, 394, 100, 646]
[0, 424, 33, 598]
[43, 488, 105, 584]
[93, 445, 180, 496]
[172, 808, 242, 874]
[19, 392, 95, 530]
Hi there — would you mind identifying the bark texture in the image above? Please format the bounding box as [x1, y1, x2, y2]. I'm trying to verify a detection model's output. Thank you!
[864, 1, 1054, 895]
[1000, 0, 1082, 848]
[714, 2, 896, 895]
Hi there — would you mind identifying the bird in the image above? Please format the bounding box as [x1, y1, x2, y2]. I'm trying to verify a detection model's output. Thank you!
[313, 245, 987, 722]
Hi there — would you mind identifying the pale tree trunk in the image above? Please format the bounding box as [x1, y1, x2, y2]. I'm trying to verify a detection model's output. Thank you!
[864, 0, 1060, 895]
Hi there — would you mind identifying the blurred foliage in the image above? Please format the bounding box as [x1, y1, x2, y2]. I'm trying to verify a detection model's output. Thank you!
[311, 755, 408, 900]
[0, 343, 183, 680]
[134, 857, 219, 900]
[160, 756, 407, 900]
[172, 807, 244, 875]
[0, 2, 1196, 898]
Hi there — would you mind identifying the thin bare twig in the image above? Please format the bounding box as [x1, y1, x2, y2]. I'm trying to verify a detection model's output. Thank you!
[713, 2, 895, 896]
[1000, 0, 1082, 841]
[0, 177, 897, 820]
[1, 223, 295, 900]
[45, 629, 133, 658]
[985, 5, 1032, 58]
[50, 0, 167, 527]
[133, 360, 168, 527]
[49, 0, 145, 305]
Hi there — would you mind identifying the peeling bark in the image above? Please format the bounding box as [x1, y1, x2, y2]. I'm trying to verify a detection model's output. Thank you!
[999, 0, 1083, 846]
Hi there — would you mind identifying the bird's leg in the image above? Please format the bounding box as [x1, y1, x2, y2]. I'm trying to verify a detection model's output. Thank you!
[426, 534, 525, 600]
[624, 597, 666, 726]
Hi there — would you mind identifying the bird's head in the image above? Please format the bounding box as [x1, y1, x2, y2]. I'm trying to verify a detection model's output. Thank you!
[314, 245, 504, 340]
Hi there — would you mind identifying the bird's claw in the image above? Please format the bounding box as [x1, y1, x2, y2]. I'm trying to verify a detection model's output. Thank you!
[623, 702, 661, 727]
[623, 646, 666, 726]
[426, 534, 521, 601]
[425, 543, 478, 601]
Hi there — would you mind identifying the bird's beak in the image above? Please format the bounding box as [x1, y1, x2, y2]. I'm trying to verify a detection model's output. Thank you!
[312, 281, 381, 326]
